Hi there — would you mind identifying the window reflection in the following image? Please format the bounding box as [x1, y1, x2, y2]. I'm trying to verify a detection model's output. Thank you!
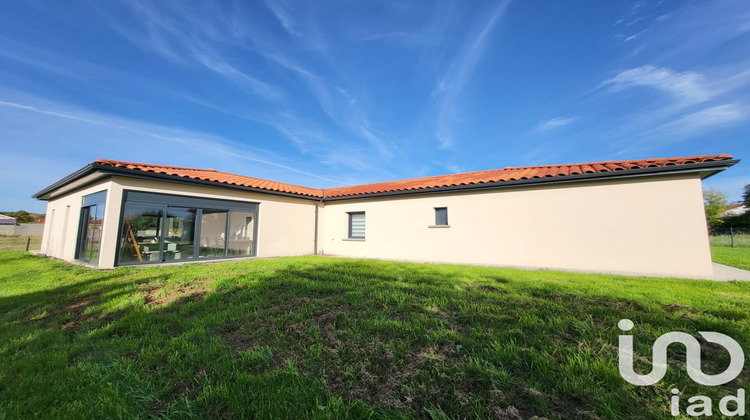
[119, 204, 163, 264]
[164, 208, 197, 262]
[116, 193, 258, 265]
[199, 210, 227, 258]
[77, 191, 106, 264]
[228, 211, 255, 256]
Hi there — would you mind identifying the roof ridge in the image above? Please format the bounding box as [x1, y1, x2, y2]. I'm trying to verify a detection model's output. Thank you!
[501, 154, 733, 170]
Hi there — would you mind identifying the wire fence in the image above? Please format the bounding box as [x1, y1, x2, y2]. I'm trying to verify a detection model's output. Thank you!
[710, 228, 750, 248]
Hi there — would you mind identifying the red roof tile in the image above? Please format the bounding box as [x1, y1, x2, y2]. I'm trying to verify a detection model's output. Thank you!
[92, 154, 734, 200]
[93, 159, 323, 197]
[323, 154, 734, 198]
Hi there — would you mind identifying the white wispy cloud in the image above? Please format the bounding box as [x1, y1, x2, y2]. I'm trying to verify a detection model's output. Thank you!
[90, 1, 394, 161]
[260, 0, 328, 54]
[98, 1, 283, 101]
[598, 59, 750, 150]
[536, 117, 575, 131]
[254, 47, 395, 157]
[263, 0, 299, 36]
[433, 0, 511, 149]
[623, 29, 646, 42]
[0, 96, 343, 184]
[193, 53, 283, 101]
[601, 65, 713, 103]
[652, 104, 747, 137]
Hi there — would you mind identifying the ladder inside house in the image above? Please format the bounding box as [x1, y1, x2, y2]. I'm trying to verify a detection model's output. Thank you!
[125, 222, 143, 262]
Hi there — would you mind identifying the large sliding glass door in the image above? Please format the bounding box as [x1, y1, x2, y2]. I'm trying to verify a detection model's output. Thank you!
[164, 208, 197, 262]
[119, 204, 164, 264]
[117, 191, 258, 266]
[76, 191, 106, 264]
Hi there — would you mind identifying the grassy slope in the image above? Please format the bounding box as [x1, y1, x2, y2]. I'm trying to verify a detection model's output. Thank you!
[712, 246, 750, 271]
[1, 253, 749, 419]
[0, 235, 41, 252]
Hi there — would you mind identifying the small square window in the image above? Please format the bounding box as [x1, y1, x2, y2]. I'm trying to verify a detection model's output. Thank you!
[348, 212, 365, 239]
[435, 207, 448, 226]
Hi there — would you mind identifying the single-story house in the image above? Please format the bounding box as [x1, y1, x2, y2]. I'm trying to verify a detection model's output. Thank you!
[0, 214, 17, 225]
[33, 154, 738, 278]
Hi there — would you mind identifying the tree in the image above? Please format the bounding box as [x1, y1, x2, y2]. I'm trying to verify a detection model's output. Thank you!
[703, 189, 728, 230]
[742, 184, 750, 207]
[723, 212, 750, 229]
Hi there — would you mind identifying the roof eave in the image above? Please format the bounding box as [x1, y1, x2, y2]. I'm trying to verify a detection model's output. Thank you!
[32, 164, 96, 200]
[323, 159, 740, 201]
[32, 158, 739, 203]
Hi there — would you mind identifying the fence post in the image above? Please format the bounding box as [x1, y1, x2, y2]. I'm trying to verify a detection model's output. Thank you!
[730, 227, 734, 248]
[25, 236, 31, 251]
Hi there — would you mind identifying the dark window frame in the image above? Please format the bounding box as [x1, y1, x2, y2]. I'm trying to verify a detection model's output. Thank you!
[75, 190, 107, 264]
[347, 211, 365, 239]
[115, 190, 259, 266]
[434, 207, 448, 226]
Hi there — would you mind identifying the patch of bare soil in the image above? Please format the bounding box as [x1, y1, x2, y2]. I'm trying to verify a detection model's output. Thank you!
[662, 302, 700, 320]
[59, 298, 92, 330]
[319, 342, 461, 410]
[141, 279, 213, 307]
[663, 302, 689, 312]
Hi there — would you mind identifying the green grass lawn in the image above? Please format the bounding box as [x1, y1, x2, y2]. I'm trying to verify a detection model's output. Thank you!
[712, 246, 750, 271]
[0, 235, 41, 252]
[1, 253, 749, 419]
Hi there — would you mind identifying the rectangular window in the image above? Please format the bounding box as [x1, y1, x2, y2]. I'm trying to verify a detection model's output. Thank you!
[164, 207, 197, 262]
[348, 212, 365, 239]
[117, 191, 258, 265]
[76, 191, 106, 264]
[435, 207, 448, 226]
[199, 210, 228, 258]
[119, 203, 164, 264]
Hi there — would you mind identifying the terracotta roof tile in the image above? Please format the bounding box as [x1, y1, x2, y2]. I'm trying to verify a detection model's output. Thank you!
[92, 154, 733, 200]
[93, 159, 323, 197]
[322, 154, 734, 198]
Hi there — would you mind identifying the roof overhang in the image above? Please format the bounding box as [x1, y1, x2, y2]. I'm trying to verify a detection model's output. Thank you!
[33, 158, 739, 202]
[322, 158, 740, 201]
[33, 164, 101, 200]
[33, 163, 322, 201]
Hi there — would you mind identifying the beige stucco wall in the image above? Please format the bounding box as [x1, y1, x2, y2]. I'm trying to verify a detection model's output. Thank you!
[320, 173, 714, 278]
[40, 171, 713, 277]
[41, 179, 117, 266]
[41, 176, 318, 268]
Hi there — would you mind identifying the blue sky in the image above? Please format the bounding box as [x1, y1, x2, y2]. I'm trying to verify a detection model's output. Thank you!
[1, 0, 749, 212]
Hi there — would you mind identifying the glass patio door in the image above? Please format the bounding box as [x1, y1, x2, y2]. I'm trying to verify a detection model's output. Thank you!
[119, 204, 164, 264]
[163, 208, 197, 262]
[76, 191, 106, 263]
